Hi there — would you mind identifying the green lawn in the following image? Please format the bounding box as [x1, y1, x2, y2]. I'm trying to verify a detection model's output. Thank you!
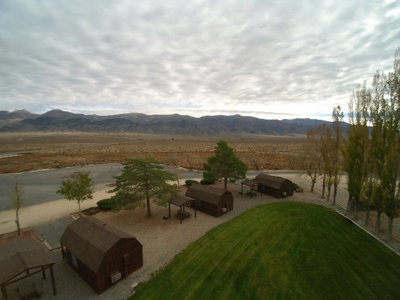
[130, 202, 400, 300]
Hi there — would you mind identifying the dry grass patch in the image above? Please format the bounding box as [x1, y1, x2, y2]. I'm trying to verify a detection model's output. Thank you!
[0, 132, 305, 174]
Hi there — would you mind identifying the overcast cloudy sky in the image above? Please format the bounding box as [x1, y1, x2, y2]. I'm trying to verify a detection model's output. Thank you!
[1, 0, 399, 120]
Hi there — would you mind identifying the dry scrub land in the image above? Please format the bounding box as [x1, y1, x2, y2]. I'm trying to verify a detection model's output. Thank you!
[0, 132, 305, 174]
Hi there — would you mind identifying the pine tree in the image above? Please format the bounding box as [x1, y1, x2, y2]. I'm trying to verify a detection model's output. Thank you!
[109, 156, 178, 217]
[203, 140, 248, 190]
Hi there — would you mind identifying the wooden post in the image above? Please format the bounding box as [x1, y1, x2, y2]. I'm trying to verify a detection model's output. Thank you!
[50, 265, 57, 295]
[42, 266, 46, 280]
[1, 284, 8, 300]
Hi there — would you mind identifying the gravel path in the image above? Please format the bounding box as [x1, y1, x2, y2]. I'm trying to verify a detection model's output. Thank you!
[31, 216, 73, 249]
[96, 183, 284, 286]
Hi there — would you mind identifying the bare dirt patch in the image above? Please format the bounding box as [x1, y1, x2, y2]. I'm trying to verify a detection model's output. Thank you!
[0, 228, 44, 258]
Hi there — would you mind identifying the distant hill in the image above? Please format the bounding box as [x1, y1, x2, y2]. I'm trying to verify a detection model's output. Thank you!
[0, 109, 40, 129]
[0, 109, 345, 136]
[0, 109, 39, 120]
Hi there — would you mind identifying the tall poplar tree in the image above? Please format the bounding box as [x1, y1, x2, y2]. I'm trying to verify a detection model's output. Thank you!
[331, 106, 344, 206]
[320, 125, 333, 199]
[300, 127, 323, 192]
[345, 47, 400, 237]
[382, 48, 400, 241]
[370, 70, 387, 231]
[322, 126, 336, 202]
[343, 82, 370, 219]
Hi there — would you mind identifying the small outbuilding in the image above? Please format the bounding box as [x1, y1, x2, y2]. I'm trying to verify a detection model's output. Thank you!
[60, 216, 143, 294]
[185, 183, 233, 217]
[254, 173, 294, 198]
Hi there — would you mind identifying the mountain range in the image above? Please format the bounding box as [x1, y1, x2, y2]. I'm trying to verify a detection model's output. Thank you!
[0, 109, 339, 136]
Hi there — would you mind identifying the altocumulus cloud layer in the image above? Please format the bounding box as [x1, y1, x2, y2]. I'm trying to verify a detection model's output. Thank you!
[0, 0, 399, 120]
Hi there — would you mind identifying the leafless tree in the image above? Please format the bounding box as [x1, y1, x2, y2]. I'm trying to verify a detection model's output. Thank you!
[9, 176, 24, 236]
[250, 152, 264, 171]
[299, 127, 323, 192]
[185, 153, 194, 171]
[168, 154, 179, 167]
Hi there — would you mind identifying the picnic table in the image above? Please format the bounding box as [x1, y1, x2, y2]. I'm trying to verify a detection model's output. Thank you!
[175, 210, 191, 219]
[246, 190, 257, 198]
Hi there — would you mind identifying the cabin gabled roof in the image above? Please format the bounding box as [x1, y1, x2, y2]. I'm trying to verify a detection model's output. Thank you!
[185, 183, 231, 205]
[60, 216, 137, 272]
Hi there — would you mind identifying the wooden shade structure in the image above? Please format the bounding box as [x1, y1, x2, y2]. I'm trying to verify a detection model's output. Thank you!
[240, 179, 259, 195]
[0, 249, 56, 300]
[167, 196, 197, 224]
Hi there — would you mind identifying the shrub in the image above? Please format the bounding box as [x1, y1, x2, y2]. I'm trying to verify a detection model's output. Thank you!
[201, 171, 217, 185]
[200, 179, 215, 185]
[185, 179, 199, 186]
[293, 182, 300, 190]
[97, 198, 117, 210]
[81, 207, 102, 216]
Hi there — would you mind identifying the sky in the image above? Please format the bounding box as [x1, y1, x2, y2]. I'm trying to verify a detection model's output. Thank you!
[0, 0, 399, 121]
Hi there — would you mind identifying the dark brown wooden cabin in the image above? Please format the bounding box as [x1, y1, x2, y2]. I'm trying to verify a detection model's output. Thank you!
[254, 173, 293, 198]
[60, 216, 143, 294]
[185, 183, 233, 217]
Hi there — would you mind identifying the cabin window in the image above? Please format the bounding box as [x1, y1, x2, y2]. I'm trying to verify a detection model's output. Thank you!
[71, 253, 78, 268]
[197, 200, 202, 207]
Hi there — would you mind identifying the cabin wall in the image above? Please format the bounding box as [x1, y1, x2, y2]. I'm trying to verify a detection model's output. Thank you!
[257, 180, 293, 198]
[190, 200, 218, 217]
[258, 184, 283, 198]
[63, 248, 99, 293]
[218, 195, 233, 217]
[188, 196, 233, 217]
[97, 239, 143, 294]
[63, 239, 143, 295]
[281, 180, 294, 197]
[224, 196, 234, 213]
